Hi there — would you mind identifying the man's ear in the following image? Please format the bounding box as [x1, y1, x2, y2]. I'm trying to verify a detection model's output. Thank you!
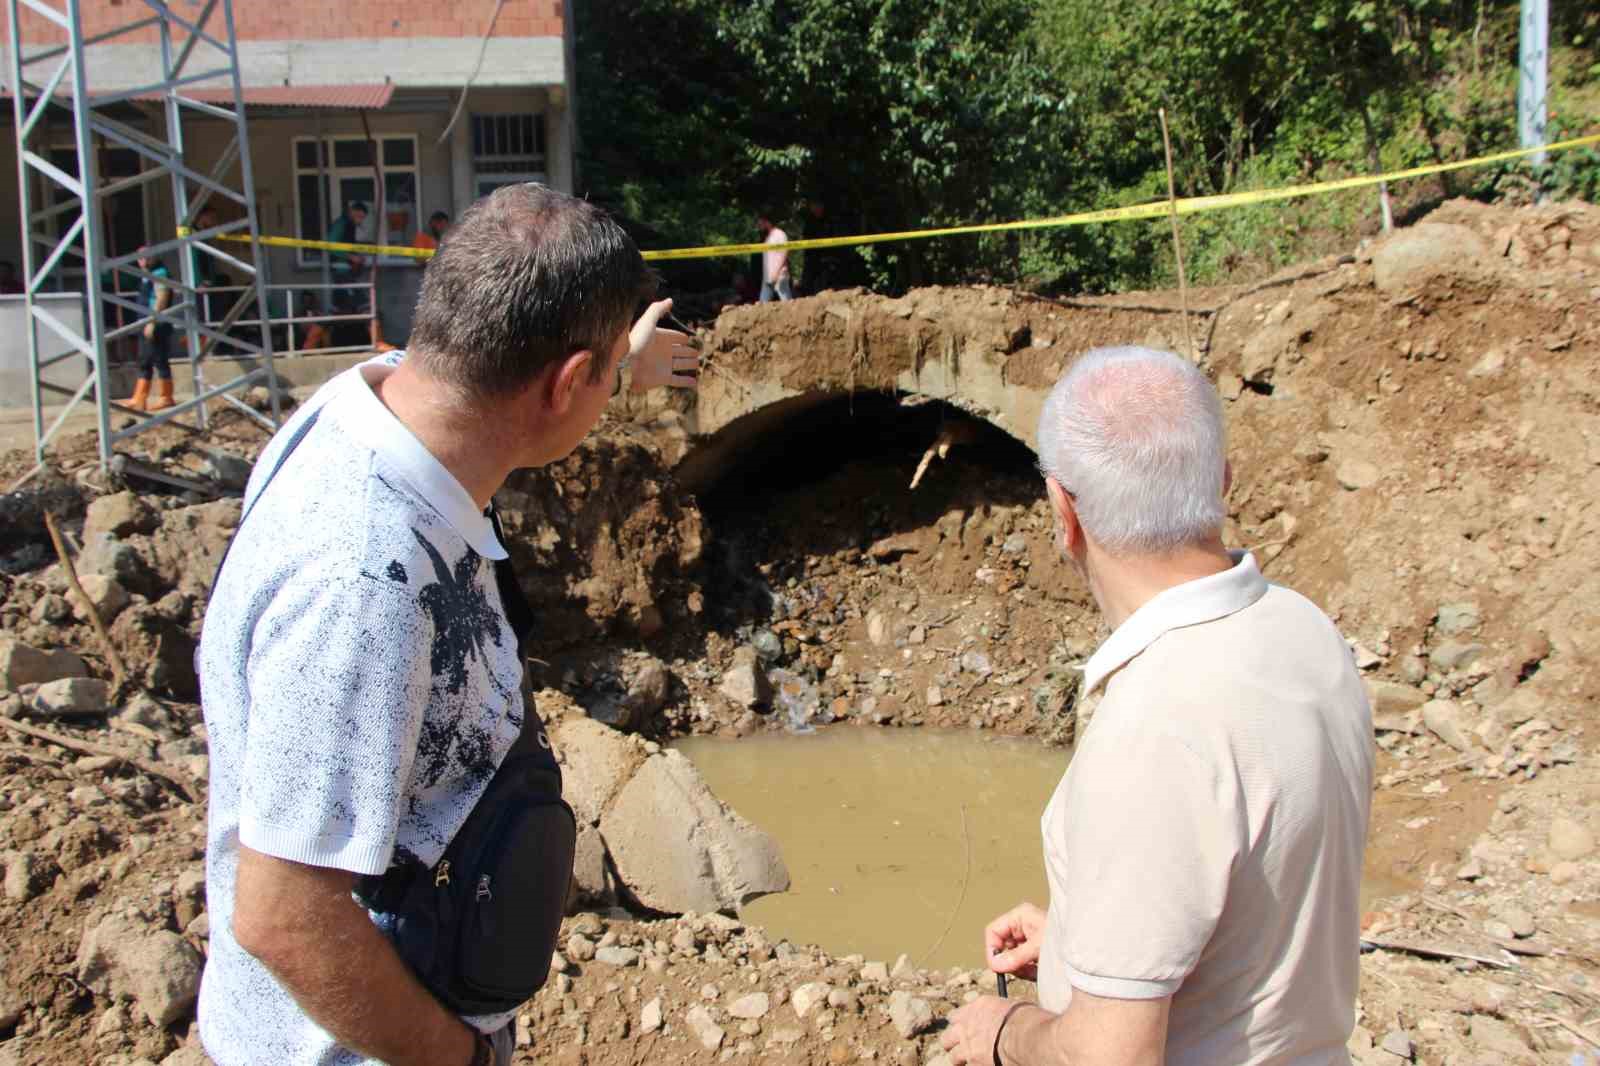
[1045, 476, 1081, 556]
[546, 349, 595, 415]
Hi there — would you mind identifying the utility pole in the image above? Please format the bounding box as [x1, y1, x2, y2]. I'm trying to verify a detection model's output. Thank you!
[1518, 0, 1548, 168]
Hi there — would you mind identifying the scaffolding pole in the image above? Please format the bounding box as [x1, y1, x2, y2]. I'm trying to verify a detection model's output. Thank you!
[5, 0, 280, 468]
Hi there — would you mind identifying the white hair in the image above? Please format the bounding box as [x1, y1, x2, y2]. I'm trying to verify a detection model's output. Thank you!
[1036, 346, 1226, 555]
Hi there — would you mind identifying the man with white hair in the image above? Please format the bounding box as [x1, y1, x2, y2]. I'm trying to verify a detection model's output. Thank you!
[942, 346, 1373, 1066]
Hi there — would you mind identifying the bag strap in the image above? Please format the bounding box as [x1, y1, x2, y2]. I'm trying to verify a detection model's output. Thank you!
[210, 406, 326, 590]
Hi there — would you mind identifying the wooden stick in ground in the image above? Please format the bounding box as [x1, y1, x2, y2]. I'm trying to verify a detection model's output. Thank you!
[1159, 107, 1198, 362]
[42, 510, 129, 689]
[0, 714, 198, 802]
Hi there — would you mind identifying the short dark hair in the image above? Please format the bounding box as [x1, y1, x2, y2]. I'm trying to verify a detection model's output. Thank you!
[408, 183, 653, 395]
[348, 201, 368, 214]
[430, 211, 450, 224]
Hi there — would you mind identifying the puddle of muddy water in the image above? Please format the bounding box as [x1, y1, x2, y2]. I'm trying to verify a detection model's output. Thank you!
[678, 726, 1414, 972]
[677, 727, 1067, 972]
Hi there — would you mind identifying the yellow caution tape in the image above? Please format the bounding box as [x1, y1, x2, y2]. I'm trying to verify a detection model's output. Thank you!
[180, 133, 1599, 263]
[642, 132, 1600, 261]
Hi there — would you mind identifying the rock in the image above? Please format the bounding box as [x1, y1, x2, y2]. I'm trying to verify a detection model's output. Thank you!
[1372, 222, 1489, 294]
[2, 850, 53, 902]
[1468, 1016, 1533, 1061]
[1549, 817, 1596, 861]
[565, 933, 596, 962]
[866, 611, 890, 647]
[1421, 700, 1473, 752]
[1467, 348, 1506, 378]
[551, 716, 644, 827]
[861, 961, 889, 984]
[567, 826, 616, 909]
[0, 636, 88, 691]
[925, 685, 944, 707]
[1498, 907, 1536, 938]
[1366, 680, 1428, 717]
[751, 629, 784, 663]
[891, 953, 917, 980]
[640, 997, 663, 1035]
[596, 658, 671, 733]
[685, 1005, 725, 1051]
[887, 990, 934, 1039]
[1482, 919, 1515, 941]
[791, 982, 831, 1019]
[1429, 640, 1486, 673]
[110, 605, 198, 699]
[600, 750, 788, 914]
[199, 449, 253, 490]
[76, 913, 203, 1027]
[1435, 602, 1481, 635]
[31, 677, 112, 717]
[1455, 857, 1483, 881]
[84, 491, 158, 540]
[160, 1049, 212, 1066]
[594, 945, 639, 967]
[728, 992, 770, 1020]
[69, 574, 132, 624]
[1350, 642, 1384, 671]
[1335, 460, 1381, 491]
[173, 867, 206, 930]
[1550, 861, 1580, 885]
[30, 593, 70, 624]
[1377, 1027, 1413, 1059]
[719, 651, 772, 710]
[0, 983, 23, 1030]
[960, 651, 993, 678]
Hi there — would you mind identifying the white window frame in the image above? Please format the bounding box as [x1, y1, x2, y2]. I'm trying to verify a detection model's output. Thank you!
[291, 133, 421, 268]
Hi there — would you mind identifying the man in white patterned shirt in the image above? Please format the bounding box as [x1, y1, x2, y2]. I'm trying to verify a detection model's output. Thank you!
[198, 184, 699, 1066]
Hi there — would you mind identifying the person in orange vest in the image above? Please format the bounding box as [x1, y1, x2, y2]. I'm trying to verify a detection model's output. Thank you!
[412, 211, 451, 252]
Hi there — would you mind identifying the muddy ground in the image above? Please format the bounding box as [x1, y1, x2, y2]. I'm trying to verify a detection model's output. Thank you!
[1, 198, 1598, 1065]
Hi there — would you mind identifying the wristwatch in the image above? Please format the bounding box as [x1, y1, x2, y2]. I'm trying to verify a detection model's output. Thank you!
[466, 1030, 496, 1066]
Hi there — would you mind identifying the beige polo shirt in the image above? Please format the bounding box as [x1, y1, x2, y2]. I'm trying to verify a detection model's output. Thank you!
[1038, 551, 1373, 1066]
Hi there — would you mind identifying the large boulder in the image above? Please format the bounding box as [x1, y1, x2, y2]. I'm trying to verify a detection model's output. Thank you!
[600, 750, 788, 914]
[0, 636, 88, 691]
[1372, 222, 1490, 294]
[76, 913, 203, 1027]
[551, 715, 645, 827]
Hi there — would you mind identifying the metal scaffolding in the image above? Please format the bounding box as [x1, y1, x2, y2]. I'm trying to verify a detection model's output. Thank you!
[5, 0, 279, 467]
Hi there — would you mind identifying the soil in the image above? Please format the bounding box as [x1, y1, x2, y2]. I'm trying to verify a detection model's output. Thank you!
[1, 197, 1599, 1065]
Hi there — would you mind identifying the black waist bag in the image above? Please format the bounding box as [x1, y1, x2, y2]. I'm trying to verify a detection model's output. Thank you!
[353, 721, 576, 1016]
[354, 511, 577, 1016]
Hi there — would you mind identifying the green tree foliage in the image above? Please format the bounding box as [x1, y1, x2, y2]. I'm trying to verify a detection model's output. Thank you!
[574, 0, 1598, 296]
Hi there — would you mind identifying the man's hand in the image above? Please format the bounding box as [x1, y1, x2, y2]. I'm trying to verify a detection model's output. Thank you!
[232, 846, 477, 1066]
[626, 298, 700, 392]
[142, 321, 155, 340]
[942, 995, 1017, 1065]
[986, 901, 1047, 981]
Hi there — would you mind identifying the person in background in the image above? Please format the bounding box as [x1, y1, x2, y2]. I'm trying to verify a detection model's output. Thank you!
[413, 211, 451, 252]
[117, 245, 176, 412]
[940, 346, 1373, 1066]
[756, 212, 793, 302]
[325, 200, 393, 352]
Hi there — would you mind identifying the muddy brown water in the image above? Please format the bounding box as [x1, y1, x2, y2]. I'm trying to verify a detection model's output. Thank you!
[678, 727, 1065, 972]
[678, 727, 1412, 974]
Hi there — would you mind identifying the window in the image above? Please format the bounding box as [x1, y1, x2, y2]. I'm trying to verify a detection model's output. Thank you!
[292, 134, 421, 267]
[471, 113, 546, 197]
